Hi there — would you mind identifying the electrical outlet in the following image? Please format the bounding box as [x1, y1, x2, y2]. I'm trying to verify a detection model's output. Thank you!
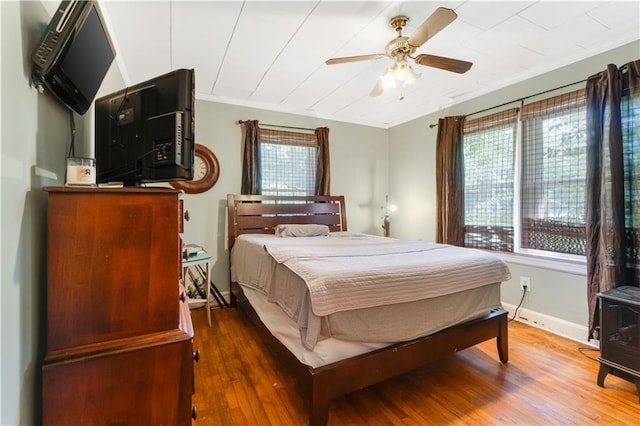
[520, 276, 531, 292]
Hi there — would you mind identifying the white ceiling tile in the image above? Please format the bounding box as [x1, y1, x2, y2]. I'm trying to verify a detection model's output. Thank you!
[463, 15, 546, 56]
[518, 1, 606, 30]
[486, 45, 545, 73]
[578, 26, 640, 51]
[210, 83, 255, 100]
[214, 1, 318, 98]
[171, 1, 244, 95]
[456, 1, 536, 31]
[588, 1, 640, 29]
[521, 15, 607, 56]
[282, 61, 381, 110]
[311, 66, 384, 114]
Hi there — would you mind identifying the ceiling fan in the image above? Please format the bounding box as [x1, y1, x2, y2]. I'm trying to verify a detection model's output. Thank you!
[325, 7, 472, 97]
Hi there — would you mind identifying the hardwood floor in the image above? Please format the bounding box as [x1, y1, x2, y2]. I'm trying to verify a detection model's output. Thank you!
[191, 306, 640, 425]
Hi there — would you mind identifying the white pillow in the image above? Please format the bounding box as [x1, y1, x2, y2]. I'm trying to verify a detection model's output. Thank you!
[275, 224, 330, 237]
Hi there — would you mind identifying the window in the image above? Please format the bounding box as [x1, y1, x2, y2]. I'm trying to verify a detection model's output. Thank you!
[463, 90, 588, 258]
[259, 127, 318, 196]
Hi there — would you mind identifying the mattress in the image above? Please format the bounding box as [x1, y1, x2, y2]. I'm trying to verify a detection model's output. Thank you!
[231, 233, 509, 351]
[239, 283, 502, 368]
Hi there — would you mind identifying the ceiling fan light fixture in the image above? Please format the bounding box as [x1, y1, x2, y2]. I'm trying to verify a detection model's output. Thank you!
[395, 60, 420, 86]
[381, 66, 397, 88]
[378, 59, 420, 92]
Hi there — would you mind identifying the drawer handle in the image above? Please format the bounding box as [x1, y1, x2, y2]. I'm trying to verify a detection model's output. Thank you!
[193, 349, 201, 362]
[192, 406, 198, 420]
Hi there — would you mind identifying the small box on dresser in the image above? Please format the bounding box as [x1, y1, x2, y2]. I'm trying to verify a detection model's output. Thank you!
[42, 187, 197, 425]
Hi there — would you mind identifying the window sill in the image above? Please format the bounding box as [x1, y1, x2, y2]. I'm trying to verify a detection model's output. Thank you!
[495, 251, 586, 276]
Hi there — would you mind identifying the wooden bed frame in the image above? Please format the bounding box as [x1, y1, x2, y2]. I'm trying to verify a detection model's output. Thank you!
[227, 194, 509, 425]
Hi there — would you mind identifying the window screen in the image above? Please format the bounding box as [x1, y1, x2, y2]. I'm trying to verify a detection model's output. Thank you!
[463, 109, 518, 251]
[259, 127, 318, 196]
[521, 90, 587, 255]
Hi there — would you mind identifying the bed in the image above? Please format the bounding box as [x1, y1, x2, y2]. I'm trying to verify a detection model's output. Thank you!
[227, 194, 510, 425]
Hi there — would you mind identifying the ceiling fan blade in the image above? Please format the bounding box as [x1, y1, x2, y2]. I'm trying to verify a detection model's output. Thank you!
[407, 7, 457, 48]
[326, 54, 385, 65]
[370, 79, 384, 97]
[414, 54, 472, 74]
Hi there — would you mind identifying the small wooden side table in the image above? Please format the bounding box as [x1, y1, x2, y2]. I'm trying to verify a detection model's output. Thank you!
[183, 251, 212, 326]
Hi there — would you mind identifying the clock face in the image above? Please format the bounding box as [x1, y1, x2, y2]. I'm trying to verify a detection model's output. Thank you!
[194, 156, 209, 181]
[170, 144, 219, 194]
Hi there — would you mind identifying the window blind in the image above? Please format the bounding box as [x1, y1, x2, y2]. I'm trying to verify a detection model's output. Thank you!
[620, 83, 640, 264]
[520, 89, 587, 255]
[259, 127, 318, 197]
[463, 108, 518, 251]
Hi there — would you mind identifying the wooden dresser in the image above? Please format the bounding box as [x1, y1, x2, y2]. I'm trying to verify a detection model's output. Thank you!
[42, 187, 196, 425]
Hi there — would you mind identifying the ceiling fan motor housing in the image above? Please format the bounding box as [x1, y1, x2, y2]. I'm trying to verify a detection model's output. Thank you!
[386, 16, 417, 58]
[385, 36, 415, 59]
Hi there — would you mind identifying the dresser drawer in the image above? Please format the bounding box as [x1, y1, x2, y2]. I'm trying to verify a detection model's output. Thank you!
[43, 333, 194, 425]
[46, 188, 181, 351]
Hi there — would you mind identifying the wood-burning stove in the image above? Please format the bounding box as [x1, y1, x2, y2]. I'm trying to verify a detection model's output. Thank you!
[597, 286, 640, 403]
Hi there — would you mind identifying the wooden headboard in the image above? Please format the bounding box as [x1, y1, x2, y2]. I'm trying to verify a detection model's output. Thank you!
[226, 194, 347, 249]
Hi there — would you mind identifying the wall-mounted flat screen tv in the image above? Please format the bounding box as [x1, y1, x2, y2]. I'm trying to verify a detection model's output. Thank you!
[32, 0, 115, 115]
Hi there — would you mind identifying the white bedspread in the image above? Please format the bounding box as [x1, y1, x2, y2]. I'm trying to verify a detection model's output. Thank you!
[260, 233, 511, 316]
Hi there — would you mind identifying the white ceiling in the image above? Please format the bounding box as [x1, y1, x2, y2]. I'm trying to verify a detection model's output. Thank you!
[95, 0, 639, 128]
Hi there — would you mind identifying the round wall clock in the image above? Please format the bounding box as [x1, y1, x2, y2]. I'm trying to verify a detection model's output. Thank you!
[171, 143, 220, 194]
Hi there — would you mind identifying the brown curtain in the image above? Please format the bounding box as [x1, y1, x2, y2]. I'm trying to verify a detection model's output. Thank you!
[315, 127, 331, 195]
[435, 116, 465, 246]
[585, 60, 640, 339]
[240, 120, 261, 194]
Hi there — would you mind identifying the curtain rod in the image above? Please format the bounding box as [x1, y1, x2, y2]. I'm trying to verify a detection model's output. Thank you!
[237, 120, 315, 132]
[428, 76, 592, 128]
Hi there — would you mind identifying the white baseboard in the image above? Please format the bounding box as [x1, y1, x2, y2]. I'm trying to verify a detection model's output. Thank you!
[501, 302, 599, 349]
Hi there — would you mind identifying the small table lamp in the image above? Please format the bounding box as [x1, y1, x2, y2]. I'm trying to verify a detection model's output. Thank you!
[382, 195, 397, 237]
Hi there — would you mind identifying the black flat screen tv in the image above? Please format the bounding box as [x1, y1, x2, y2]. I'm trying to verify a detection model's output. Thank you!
[32, 0, 115, 115]
[94, 69, 195, 186]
